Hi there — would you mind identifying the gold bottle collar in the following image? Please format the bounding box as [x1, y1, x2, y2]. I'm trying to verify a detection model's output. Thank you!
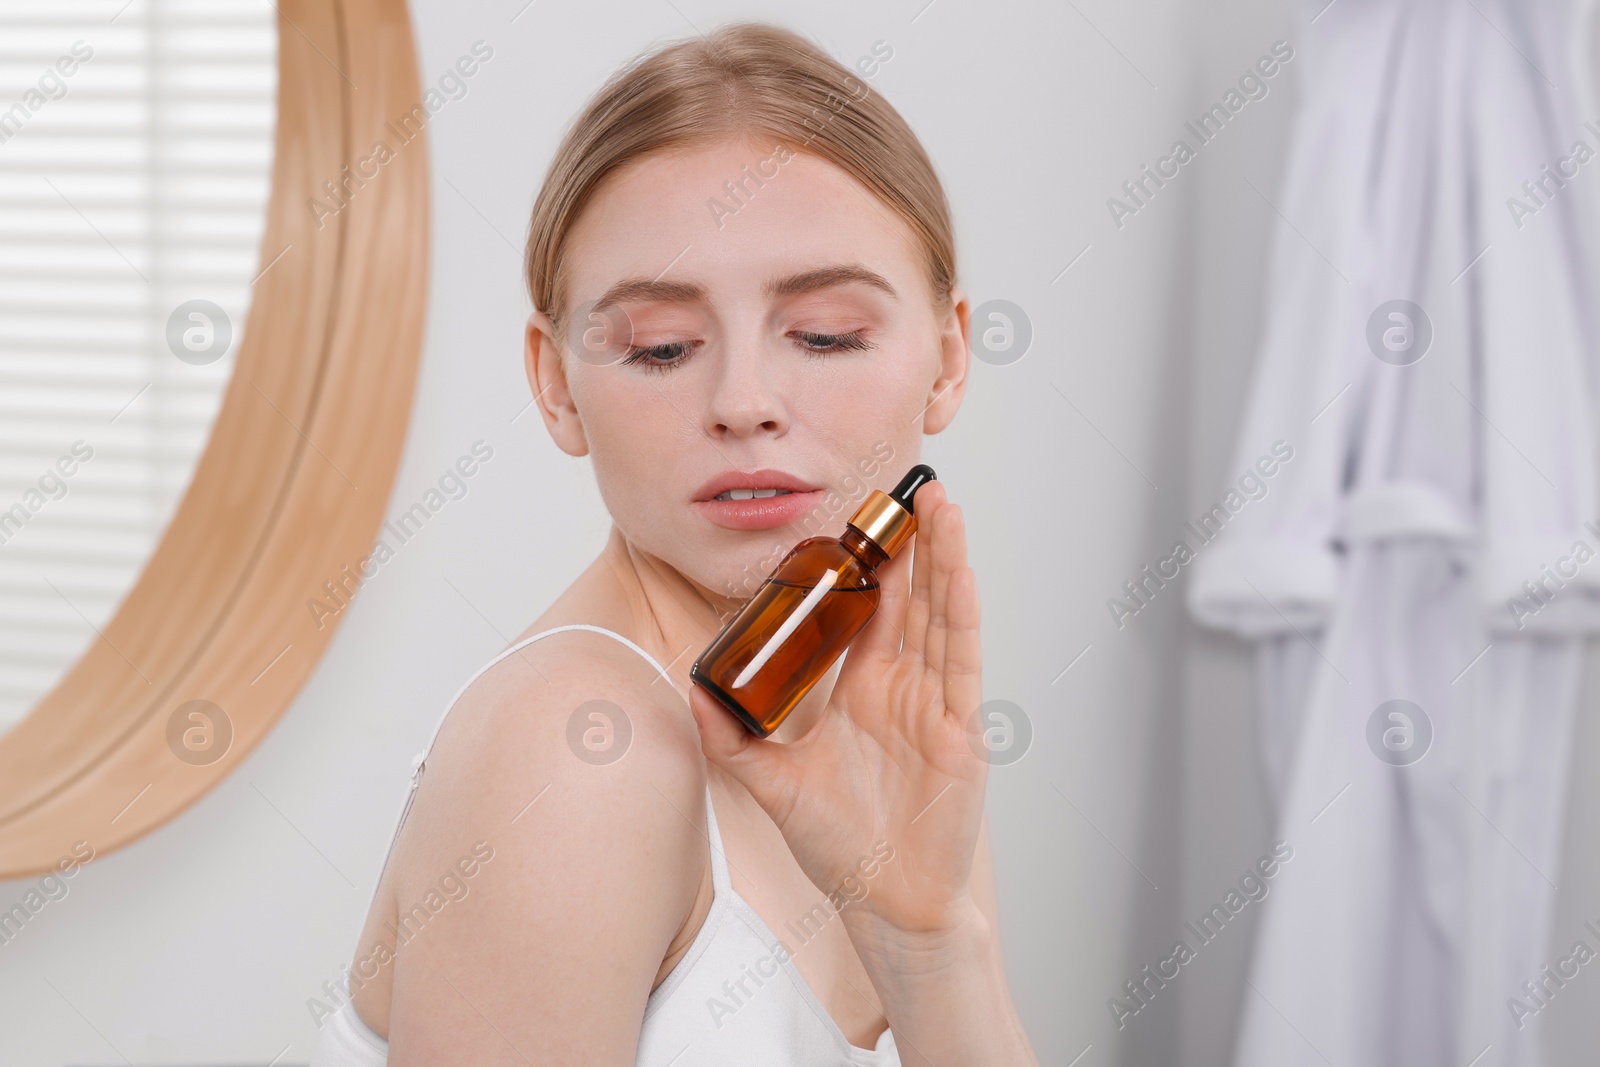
[846, 490, 916, 557]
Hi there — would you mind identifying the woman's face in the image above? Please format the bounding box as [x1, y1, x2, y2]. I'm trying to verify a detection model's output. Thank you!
[526, 136, 969, 602]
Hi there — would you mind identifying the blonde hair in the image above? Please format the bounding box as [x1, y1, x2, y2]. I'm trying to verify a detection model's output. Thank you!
[525, 22, 955, 340]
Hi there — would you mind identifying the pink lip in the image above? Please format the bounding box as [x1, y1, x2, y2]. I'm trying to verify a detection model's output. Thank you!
[694, 490, 826, 531]
[692, 468, 826, 532]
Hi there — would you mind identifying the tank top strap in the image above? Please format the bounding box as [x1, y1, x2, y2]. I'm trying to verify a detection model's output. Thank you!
[701, 784, 733, 894]
[361, 624, 677, 920]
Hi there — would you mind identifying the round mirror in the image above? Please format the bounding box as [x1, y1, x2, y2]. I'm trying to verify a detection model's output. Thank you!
[0, 3, 278, 734]
[0, 0, 429, 879]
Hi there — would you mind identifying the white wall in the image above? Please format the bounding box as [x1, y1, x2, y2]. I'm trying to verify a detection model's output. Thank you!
[3, 2, 1595, 1065]
[12, 0, 1186, 1062]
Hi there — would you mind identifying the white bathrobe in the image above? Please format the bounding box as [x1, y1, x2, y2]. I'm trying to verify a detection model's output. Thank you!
[1186, 0, 1600, 1064]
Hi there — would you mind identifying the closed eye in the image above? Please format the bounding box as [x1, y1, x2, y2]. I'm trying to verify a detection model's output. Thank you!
[619, 339, 697, 371]
[617, 329, 873, 372]
[792, 329, 873, 354]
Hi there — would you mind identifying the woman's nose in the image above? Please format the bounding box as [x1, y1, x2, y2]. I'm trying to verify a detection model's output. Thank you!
[704, 344, 788, 439]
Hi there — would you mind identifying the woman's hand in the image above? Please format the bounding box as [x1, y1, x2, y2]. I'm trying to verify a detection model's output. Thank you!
[689, 480, 989, 936]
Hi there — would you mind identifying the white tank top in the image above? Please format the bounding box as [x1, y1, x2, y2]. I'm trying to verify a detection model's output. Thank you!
[309, 624, 900, 1066]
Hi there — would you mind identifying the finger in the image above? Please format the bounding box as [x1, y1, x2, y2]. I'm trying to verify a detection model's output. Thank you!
[942, 565, 983, 727]
[850, 538, 912, 664]
[688, 685, 799, 816]
[903, 480, 946, 661]
[924, 502, 967, 678]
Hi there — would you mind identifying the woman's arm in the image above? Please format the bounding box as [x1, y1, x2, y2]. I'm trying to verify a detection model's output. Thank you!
[384, 636, 710, 1065]
[691, 482, 1039, 1067]
[838, 896, 1035, 1067]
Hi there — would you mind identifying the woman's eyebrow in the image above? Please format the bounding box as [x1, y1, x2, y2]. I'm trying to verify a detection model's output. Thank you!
[591, 278, 703, 314]
[590, 263, 896, 314]
[763, 264, 897, 300]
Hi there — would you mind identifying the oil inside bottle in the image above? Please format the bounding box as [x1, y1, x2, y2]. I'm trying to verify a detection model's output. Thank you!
[693, 563, 878, 736]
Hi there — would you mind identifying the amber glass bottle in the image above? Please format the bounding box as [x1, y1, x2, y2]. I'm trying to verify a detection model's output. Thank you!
[691, 465, 937, 737]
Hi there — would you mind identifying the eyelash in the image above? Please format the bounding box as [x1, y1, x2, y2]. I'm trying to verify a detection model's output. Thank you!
[619, 330, 873, 371]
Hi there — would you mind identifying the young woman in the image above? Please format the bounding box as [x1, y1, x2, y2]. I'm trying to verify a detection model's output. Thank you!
[311, 22, 1036, 1067]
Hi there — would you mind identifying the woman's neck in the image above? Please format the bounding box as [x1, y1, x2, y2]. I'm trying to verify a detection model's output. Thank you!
[552, 524, 836, 742]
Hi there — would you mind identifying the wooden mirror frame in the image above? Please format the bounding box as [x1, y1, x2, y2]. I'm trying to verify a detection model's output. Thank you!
[0, 0, 428, 877]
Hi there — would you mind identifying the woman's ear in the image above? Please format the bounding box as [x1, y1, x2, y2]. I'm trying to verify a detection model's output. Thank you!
[921, 285, 971, 435]
[526, 310, 589, 457]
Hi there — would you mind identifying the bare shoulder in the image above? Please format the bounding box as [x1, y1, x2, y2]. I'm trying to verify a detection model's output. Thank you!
[370, 629, 711, 1062]
[410, 627, 705, 832]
